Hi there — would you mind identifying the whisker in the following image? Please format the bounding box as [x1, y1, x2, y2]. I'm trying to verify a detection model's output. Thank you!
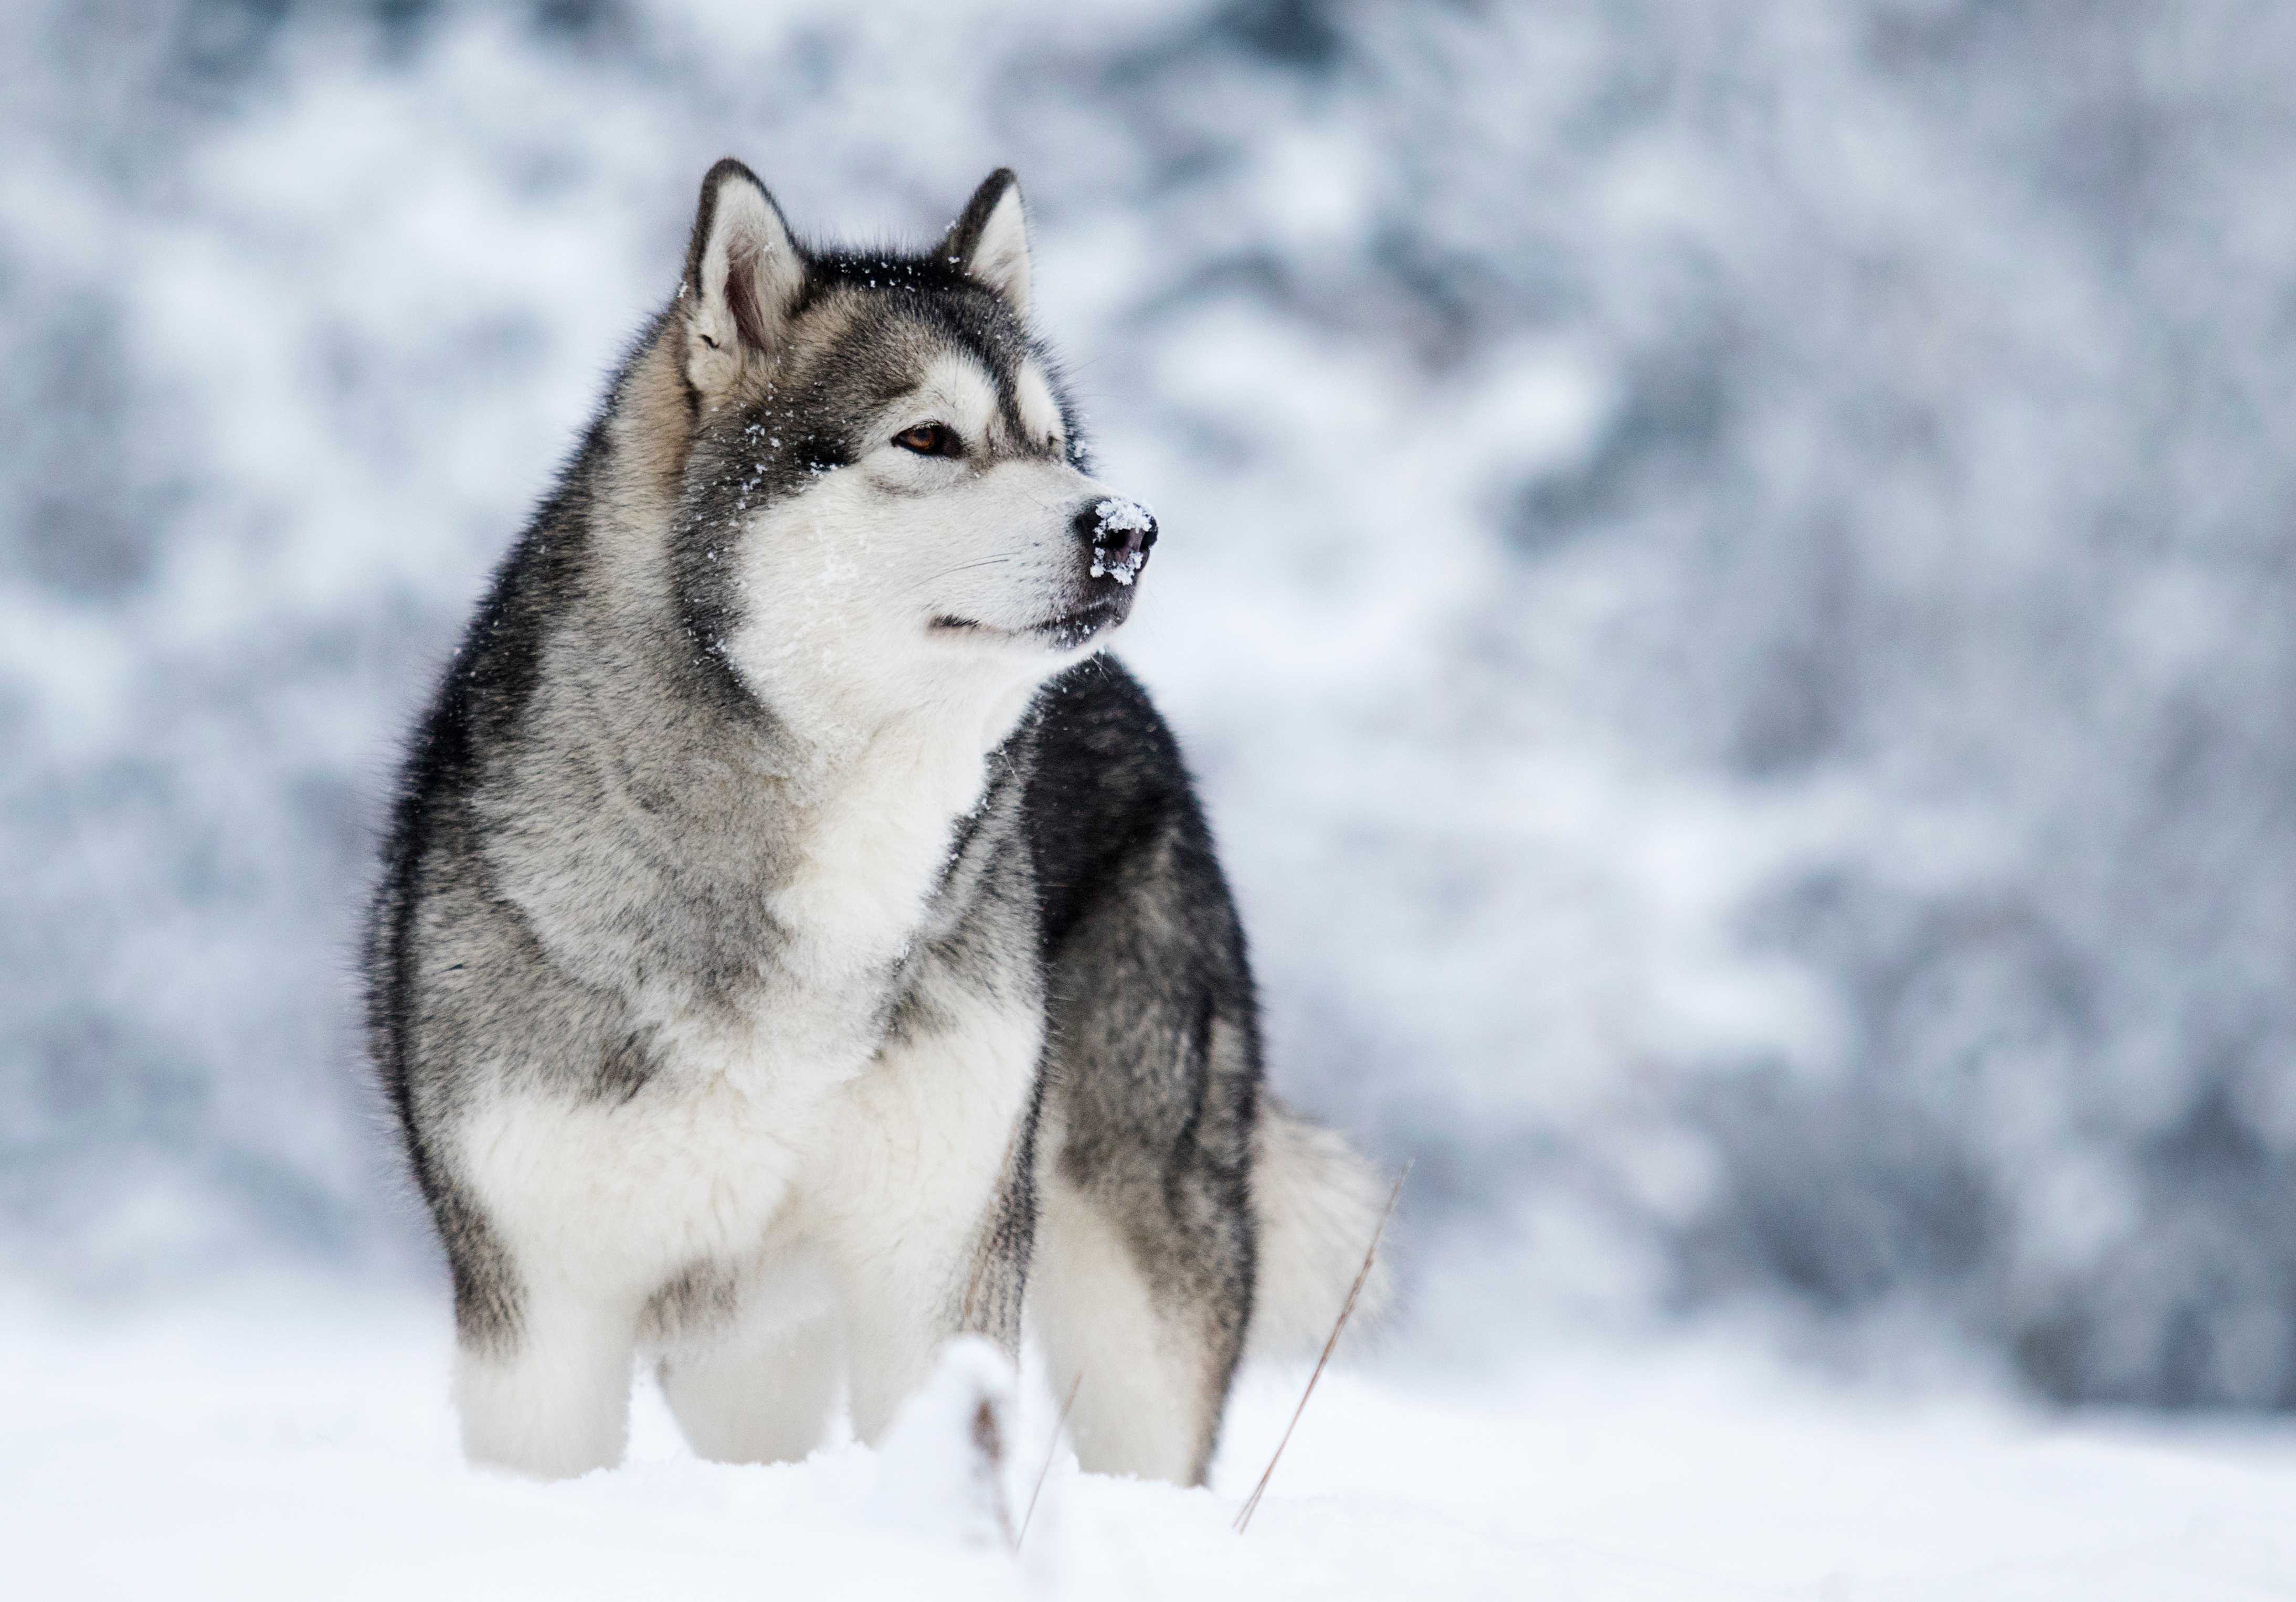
[896, 553, 1023, 597]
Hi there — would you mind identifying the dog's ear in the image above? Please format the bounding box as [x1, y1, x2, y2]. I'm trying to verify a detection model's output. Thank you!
[681, 158, 805, 401]
[940, 168, 1032, 319]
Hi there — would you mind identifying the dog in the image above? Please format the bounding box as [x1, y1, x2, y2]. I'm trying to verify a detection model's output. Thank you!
[364, 159, 1387, 1486]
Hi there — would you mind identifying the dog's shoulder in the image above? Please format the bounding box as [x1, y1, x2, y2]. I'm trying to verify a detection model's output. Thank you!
[364, 417, 620, 1044]
[382, 420, 617, 854]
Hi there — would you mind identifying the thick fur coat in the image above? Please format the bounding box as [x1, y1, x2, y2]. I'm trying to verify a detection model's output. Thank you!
[365, 161, 1387, 1486]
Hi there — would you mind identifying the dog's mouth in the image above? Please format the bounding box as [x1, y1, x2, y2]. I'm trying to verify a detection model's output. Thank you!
[930, 597, 1129, 650]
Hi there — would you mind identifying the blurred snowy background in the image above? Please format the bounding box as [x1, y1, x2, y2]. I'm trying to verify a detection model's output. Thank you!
[7, 0, 2296, 1415]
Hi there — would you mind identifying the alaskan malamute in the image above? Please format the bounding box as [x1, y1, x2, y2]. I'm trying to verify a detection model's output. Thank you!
[365, 160, 1386, 1485]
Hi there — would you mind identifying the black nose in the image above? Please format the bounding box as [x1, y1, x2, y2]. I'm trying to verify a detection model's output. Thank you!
[1074, 497, 1158, 568]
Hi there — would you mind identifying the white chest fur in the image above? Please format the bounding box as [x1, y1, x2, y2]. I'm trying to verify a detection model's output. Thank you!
[458, 965, 1042, 1314]
[460, 695, 1036, 1307]
[765, 714, 993, 982]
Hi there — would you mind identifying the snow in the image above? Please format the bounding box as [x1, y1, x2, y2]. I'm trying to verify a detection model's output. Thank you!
[869, 1337, 1024, 1552]
[9, 1289, 2296, 1600]
[1087, 498, 1154, 585]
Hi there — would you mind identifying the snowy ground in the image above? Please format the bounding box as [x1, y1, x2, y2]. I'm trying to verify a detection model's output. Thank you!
[9, 1289, 2296, 1600]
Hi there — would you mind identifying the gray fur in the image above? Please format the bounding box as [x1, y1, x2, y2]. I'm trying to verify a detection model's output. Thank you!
[365, 159, 1384, 1485]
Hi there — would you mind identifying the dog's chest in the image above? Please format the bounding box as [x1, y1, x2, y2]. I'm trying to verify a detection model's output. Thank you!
[482, 908, 1031, 1293]
[460, 702, 1039, 1290]
[765, 720, 996, 983]
[636, 720, 1008, 1116]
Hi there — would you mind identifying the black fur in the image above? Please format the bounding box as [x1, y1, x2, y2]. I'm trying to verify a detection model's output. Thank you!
[1028, 660, 1265, 1433]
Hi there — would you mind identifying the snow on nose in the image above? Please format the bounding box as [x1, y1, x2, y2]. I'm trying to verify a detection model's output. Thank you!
[1077, 496, 1158, 586]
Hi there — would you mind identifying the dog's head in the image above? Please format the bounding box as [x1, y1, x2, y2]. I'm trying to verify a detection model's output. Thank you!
[645, 158, 1155, 732]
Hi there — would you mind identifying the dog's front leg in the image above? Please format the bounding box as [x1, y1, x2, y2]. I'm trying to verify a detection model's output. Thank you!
[811, 1001, 1042, 1444]
[833, 1219, 1004, 1446]
[455, 1281, 638, 1479]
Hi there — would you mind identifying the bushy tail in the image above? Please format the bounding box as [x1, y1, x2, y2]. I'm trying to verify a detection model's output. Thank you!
[1245, 1100, 1396, 1361]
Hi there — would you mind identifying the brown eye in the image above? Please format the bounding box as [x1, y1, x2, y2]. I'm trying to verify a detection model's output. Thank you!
[893, 422, 961, 458]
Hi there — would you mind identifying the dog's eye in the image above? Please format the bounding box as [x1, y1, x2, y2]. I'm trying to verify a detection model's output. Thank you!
[893, 422, 961, 458]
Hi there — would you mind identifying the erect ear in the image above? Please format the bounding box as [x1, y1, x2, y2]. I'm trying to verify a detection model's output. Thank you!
[681, 158, 805, 401]
[940, 168, 1032, 319]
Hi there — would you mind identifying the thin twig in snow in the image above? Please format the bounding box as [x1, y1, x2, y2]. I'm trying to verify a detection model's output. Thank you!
[1017, 1371, 1084, 1548]
[1232, 1164, 1409, 1536]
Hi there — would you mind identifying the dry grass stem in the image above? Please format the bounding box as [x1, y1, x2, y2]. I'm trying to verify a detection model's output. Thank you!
[1017, 1371, 1084, 1548]
[1232, 1164, 1409, 1535]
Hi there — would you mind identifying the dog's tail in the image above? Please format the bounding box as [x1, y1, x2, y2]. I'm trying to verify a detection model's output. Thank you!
[1244, 1099, 1396, 1360]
